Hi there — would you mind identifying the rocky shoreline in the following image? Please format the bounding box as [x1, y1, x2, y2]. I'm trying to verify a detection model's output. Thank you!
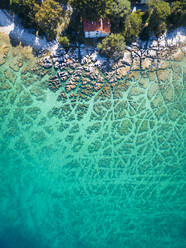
[38, 28, 186, 96]
[0, 8, 185, 101]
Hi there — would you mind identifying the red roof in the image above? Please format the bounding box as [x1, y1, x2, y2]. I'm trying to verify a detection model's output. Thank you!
[83, 19, 110, 33]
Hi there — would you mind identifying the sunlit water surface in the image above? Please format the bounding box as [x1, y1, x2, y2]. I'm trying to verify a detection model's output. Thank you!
[0, 35, 186, 248]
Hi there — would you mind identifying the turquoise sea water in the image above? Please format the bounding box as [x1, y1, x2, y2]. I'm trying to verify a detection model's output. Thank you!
[0, 38, 186, 248]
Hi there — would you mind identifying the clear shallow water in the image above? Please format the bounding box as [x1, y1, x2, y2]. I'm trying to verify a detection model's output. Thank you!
[0, 35, 186, 248]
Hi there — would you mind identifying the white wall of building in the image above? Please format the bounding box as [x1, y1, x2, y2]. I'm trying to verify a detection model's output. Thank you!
[85, 31, 110, 38]
[140, 0, 147, 4]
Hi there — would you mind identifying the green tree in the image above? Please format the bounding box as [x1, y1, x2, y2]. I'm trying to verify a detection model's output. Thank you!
[71, 0, 113, 20]
[124, 11, 143, 43]
[147, 0, 171, 37]
[9, 0, 36, 12]
[57, 0, 71, 3]
[97, 33, 126, 59]
[9, 0, 37, 27]
[107, 0, 131, 33]
[34, 0, 62, 40]
[169, 1, 186, 28]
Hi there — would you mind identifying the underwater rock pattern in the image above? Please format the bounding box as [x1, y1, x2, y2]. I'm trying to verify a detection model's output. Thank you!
[0, 35, 186, 248]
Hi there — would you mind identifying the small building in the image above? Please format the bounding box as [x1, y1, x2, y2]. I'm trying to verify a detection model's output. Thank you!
[131, 0, 149, 12]
[83, 19, 111, 39]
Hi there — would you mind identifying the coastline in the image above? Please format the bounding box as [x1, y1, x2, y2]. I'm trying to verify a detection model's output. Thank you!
[0, 8, 186, 95]
[0, 9, 57, 52]
[0, 9, 186, 63]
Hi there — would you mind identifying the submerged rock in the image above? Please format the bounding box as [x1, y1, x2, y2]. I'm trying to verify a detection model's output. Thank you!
[31, 131, 47, 144]
[118, 119, 132, 135]
[0, 43, 9, 65]
[157, 69, 171, 81]
[4, 68, 16, 84]
[25, 106, 41, 119]
[9, 59, 20, 72]
[148, 83, 158, 99]
[0, 81, 12, 91]
[17, 93, 33, 106]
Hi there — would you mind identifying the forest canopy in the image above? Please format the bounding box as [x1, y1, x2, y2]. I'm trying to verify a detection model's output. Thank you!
[0, 0, 185, 58]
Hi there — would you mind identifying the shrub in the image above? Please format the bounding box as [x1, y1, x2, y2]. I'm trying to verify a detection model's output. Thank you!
[58, 36, 70, 48]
